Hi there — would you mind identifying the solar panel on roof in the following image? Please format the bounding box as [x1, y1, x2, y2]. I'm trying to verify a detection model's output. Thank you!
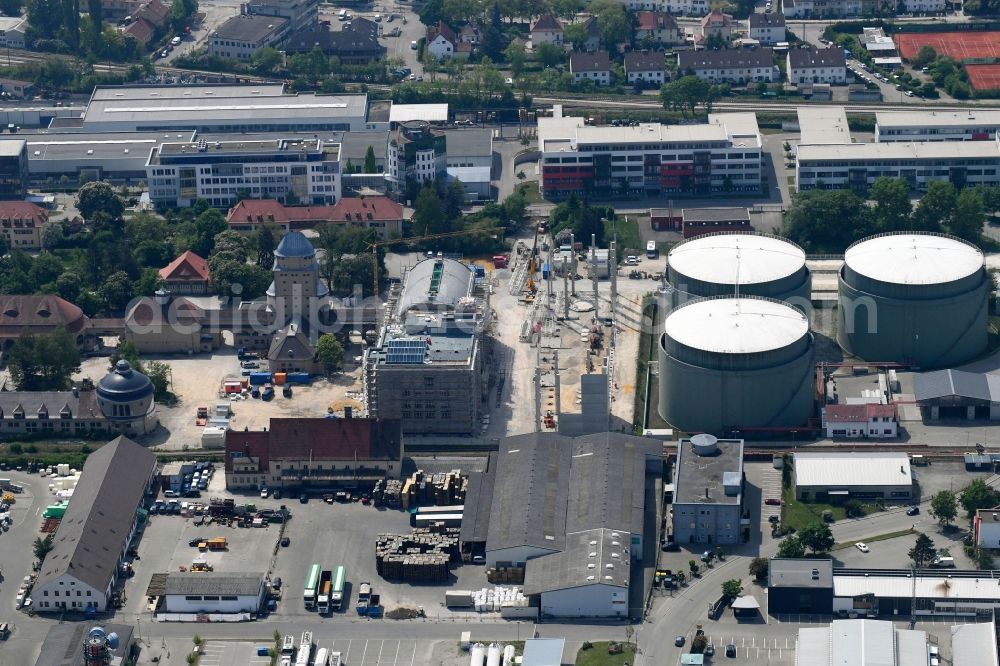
[385, 338, 427, 364]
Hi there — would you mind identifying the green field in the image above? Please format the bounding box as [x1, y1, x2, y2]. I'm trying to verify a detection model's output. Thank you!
[576, 642, 638, 666]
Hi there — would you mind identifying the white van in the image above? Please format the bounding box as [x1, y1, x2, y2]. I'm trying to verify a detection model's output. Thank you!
[170, 36, 182, 46]
[932, 556, 955, 568]
[338, 9, 347, 20]
[646, 240, 658, 258]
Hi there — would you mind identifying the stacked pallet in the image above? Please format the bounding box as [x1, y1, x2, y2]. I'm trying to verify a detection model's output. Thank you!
[372, 479, 404, 507]
[398, 469, 469, 508]
[375, 527, 461, 582]
[486, 566, 525, 585]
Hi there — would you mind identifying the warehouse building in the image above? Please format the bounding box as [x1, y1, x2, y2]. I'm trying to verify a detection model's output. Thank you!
[671, 435, 744, 545]
[162, 573, 267, 614]
[463, 432, 662, 617]
[224, 416, 403, 490]
[767, 558, 833, 615]
[679, 207, 752, 238]
[797, 620, 930, 666]
[658, 296, 815, 434]
[974, 508, 1000, 549]
[75, 85, 369, 133]
[912, 369, 1000, 421]
[34, 437, 157, 613]
[838, 233, 989, 369]
[793, 452, 913, 501]
[952, 621, 1000, 666]
[538, 107, 762, 199]
[364, 257, 488, 435]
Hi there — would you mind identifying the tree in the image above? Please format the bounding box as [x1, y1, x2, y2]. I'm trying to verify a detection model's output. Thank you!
[413, 184, 449, 235]
[503, 40, 526, 77]
[692, 634, 708, 653]
[844, 499, 865, 518]
[86, 0, 100, 29]
[869, 177, 912, 233]
[660, 75, 711, 115]
[913, 45, 937, 68]
[252, 224, 277, 268]
[931, 490, 957, 525]
[33, 534, 55, 561]
[721, 579, 743, 599]
[315, 333, 344, 376]
[551, 0, 582, 17]
[26, 0, 64, 38]
[781, 188, 869, 253]
[76, 180, 124, 222]
[798, 523, 835, 554]
[689, 559, 699, 575]
[145, 360, 174, 402]
[912, 180, 956, 232]
[8, 328, 80, 390]
[908, 532, 936, 568]
[591, 0, 631, 52]
[563, 22, 588, 50]
[192, 208, 228, 256]
[749, 557, 768, 582]
[535, 41, 564, 68]
[950, 188, 985, 243]
[100, 270, 133, 311]
[250, 46, 283, 75]
[363, 145, 378, 174]
[777, 535, 805, 558]
[40, 219, 65, 249]
[0, 0, 22, 17]
[960, 479, 1000, 519]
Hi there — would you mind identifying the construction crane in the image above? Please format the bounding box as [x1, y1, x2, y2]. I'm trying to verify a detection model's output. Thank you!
[366, 226, 504, 302]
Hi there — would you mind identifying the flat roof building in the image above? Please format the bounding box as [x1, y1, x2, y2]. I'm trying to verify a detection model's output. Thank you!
[797, 106, 851, 145]
[679, 207, 752, 238]
[876, 109, 1000, 142]
[952, 621, 1000, 666]
[208, 14, 290, 62]
[768, 558, 833, 615]
[671, 435, 744, 545]
[797, 620, 929, 666]
[162, 572, 267, 614]
[78, 85, 369, 133]
[793, 451, 913, 501]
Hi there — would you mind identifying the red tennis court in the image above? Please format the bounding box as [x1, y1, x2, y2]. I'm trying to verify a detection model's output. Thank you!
[894, 31, 1000, 61]
[967, 64, 1000, 90]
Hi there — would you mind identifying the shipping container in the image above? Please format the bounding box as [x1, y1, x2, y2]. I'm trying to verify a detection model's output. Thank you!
[274, 372, 287, 385]
[287, 372, 312, 385]
[445, 590, 475, 608]
[248, 371, 272, 385]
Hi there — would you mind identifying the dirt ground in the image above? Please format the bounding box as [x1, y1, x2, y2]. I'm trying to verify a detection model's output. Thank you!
[74, 343, 368, 451]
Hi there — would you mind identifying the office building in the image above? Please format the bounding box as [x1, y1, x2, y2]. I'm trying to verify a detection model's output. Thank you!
[33, 437, 157, 612]
[208, 14, 290, 61]
[385, 120, 446, 192]
[974, 508, 1000, 549]
[0, 139, 27, 199]
[444, 128, 493, 200]
[364, 257, 487, 435]
[241, 0, 318, 33]
[224, 416, 403, 489]
[875, 109, 1000, 142]
[145, 137, 341, 209]
[538, 108, 762, 198]
[793, 451, 914, 501]
[671, 435, 744, 545]
[124, 289, 222, 354]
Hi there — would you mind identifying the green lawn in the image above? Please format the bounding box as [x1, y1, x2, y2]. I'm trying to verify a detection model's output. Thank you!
[576, 642, 637, 666]
[781, 485, 846, 531]
[606, 216, 642, 256]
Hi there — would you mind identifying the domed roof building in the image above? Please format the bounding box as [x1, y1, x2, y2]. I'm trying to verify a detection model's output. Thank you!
[95, 361, 159, 435]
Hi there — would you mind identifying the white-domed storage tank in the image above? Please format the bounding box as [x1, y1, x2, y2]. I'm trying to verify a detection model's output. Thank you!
[658, 296, 815, 434]
[837, 232, 989, 368]
[666, 232, 811, 311]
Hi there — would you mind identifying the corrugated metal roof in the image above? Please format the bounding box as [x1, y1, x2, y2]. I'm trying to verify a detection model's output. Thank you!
[913, 369, 1000, 402]
[796, 627, 830, 666]
[165, 572, 264, 596]
[522, 528, 630, 594]
[521, 639, 565, 666]
[794, 452, 911, 488]
[834, 574, 1000, 600]
[832, 619, 894, 666]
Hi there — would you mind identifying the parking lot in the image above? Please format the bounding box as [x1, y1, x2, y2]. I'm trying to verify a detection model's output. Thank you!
[198, 641, 272, 666]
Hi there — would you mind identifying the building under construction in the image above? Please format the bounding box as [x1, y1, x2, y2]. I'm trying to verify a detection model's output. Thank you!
[364, 257, 491, 435]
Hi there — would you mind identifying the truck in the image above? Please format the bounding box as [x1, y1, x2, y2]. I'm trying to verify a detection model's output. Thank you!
[355, 582, 371, 615]
[196, 406, 208, 426]
[445, 590, 474, 608]
[492, 255, 508, 269]
[366, 593, 382, 618]
[303, 563, 321, 610]
[206, 537, 227, 551]
[317, 570, 333, 613]
[295, 631, 313, 666]
[330, 565, 346, 611]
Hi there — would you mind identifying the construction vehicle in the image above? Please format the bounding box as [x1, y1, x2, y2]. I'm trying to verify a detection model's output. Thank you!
[190, 561, 212, 572]
[317, 570, 333, 614]
[355, 581, 371, 615]
[196, 406, 208, 426]
[202, 537, 227, 551]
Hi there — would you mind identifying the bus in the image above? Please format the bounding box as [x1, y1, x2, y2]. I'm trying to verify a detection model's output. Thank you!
[330, 565, 346, 611]
[303, 564, 321, 610]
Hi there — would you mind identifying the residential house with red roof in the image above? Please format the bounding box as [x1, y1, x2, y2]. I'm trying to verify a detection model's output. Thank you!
[822, 403, 897, 439]
[700, 9, 733, 41]
[227, 197, 405, 239]
[224, 416, 404, 490]
[634, 12, 684, 46]
[0, 201, 47, 249]
[158, 250, 210, 295]
[427, 21, 459, 59]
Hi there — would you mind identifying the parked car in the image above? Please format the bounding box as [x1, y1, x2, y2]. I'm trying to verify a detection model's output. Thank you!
[726, 644, 737, 658]
[272, 577, 282, 589]
[260, 488, 269, 498]
[410, 40, 417, 49]
[164, 490, 179, 498]
[764, 498, 781, 506]
[705, 644, 715, 657]
[280, 537, 290, 547]
[855, 542, 870, 553]
[674, 636, 685, 647]
[906, 505, 920, 516]
[299, 493, 308, 503]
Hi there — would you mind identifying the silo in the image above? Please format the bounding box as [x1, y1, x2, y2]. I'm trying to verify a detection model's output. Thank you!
[658, 296, 815, 434]
[838, 232, 989, 368]
[666, 232, 811, 311]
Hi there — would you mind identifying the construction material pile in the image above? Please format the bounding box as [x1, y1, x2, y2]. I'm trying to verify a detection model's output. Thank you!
[375, 526, 460, 582]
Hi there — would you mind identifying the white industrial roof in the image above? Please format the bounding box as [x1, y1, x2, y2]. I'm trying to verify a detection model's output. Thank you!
[389, 103, 448, 123]
[91, 84, 286, 101]
[0, 139, 24, 157]
[540, 113, 760, 153]
[668, 233, 805, 286]
[798, 621, 928, 666]
[845, 233, 983, 286]
[952, 622, 1000, 666]
[664, 297, 808, 354]
[798, 106, 851, 145]
[834, 574, 1000, 600]
[876, 108, 1000, 129]
[708, 111, 761, 137]
[796, 627, 831, 666]
[794, 452, 910, 488]
[796, 140, 1000, 161]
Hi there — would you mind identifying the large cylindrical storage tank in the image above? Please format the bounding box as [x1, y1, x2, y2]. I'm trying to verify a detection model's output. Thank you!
[666, 232, 811, 311]
[658, 296, 815, 434]
[837, 232, 989, 369]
